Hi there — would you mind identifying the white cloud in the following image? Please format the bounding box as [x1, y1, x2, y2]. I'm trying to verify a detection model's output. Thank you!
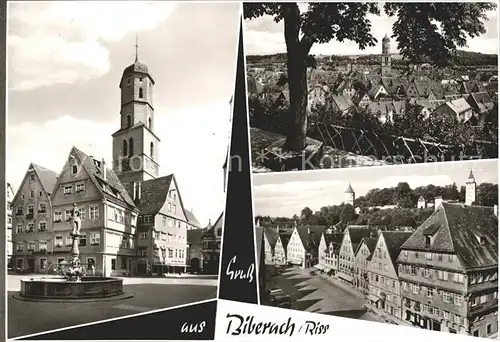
[8, 2, 177, 90]
[7, 100, 230, 227]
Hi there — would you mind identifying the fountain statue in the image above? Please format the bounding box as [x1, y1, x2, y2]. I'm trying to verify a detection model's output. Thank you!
[63, 204, 84, 282]
[16, 202, 128, 300]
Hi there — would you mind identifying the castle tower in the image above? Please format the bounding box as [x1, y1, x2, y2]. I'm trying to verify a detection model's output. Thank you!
[381, 34, 392, 76]
[345, 183, 355, 206]
[465, 170, 476, 205]
[112, 36, 161, 185]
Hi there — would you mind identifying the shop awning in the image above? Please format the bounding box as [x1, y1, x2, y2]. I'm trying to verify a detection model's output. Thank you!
[324, 267, 331, 272]
[338, 273, 354, 282]
[367, 294, 381, 303]
[315, 264, 325, 270]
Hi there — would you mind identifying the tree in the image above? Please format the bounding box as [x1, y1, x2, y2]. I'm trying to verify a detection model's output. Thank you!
[477, 183, 498, 207]
[300, 207, 313, 223]
[340, 204, 357, 223]
[244, 2, 495, 151]
[393, 182, 414, 208]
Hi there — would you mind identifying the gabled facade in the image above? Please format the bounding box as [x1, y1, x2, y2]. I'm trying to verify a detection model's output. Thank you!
[287, 226, 307, 268]
[11, 163, 58, 273]
[51, 147, 139, 277]
[397, 202, 498, 337]
[354, 237, 377, 294]
[318, 232, 344, 275]
[263, 227, 279, 265]
[133, 174, 189, 275]
[366, 231, 412, 319]
[338, 226, 375, 284]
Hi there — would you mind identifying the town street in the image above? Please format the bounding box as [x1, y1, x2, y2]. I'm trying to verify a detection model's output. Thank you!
[7, 275, 217, 338]
[270, 267, 380, 321]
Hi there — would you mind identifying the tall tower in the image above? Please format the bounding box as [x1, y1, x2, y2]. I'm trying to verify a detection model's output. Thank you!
[112, 36, 160, 185]
[465, 170, 476, 205]
[381, 33, 392, 76]
[345, 183, 355, 206]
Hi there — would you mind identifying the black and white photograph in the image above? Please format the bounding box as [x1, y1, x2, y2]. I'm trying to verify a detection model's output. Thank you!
[6, 1, 238, 338]
[254, 159, 498, 338]
[244, 2, 498, 172]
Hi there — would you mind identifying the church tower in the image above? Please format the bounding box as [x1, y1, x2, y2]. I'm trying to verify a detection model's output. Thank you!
[381, 34, 392, 76]
[345, 183, 355, 206]
[112, 37, 161, 185]
[465, 170, 476, 205]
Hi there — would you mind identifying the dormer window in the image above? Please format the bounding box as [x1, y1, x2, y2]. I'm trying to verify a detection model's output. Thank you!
[425, 236, 431, 249]
[474, 233, 487, 245]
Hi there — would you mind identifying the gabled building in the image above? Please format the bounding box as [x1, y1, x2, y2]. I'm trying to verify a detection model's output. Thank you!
[185, 209, 202, 230]
[331, 94, 355, 114]
[465, 92, 494, 126]
[201, 212, 223, 274]
[434, 98, 474, 123]
[338, 225, 377, 285]
[397, 202, 498, 337]
[317, 231, 344, 275]
[7, 182, 15, 267]
[263, 226, 279, 265]
[287, 224, 326, 268]
[11, 163, 58, 273]
[366, 231, 413, 319]
[51, 147, 139, 277]
[354, 236, 378, 294]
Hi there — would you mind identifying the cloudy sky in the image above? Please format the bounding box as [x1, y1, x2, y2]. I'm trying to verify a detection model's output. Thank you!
[7, 2, 241, 227]
[244, 4, 499, 55]
[253, 160, 498, 218]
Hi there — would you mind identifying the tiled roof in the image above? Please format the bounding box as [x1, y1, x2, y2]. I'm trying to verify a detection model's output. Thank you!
[331, 94, 354, 112]
[263, 227, 279, 248]
[361, 237, 378, 256]
[187, 228, 205, 245]
[381, 231, 413, 267]
[324, 232, 344, 246]
[185, 209, 202, 228]
[467, 92, 494, 113]
[401, 202, 498, 270]
[129, 174, 173, 215]
[445, 98, 472, 115]
[71, 147, 136, 209]
[279, 232, 291, 249]
[346, 225, 376, 250]
[31, 163, 59, 196]
[295, 225, 327, 250]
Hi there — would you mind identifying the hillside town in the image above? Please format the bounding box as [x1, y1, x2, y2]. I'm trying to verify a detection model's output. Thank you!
[9, 53, 223, 278]
[247, 35, 499, 171]
[256, 171, 498, 338]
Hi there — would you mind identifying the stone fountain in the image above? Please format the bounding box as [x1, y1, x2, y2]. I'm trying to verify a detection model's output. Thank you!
[17, 204, 130, 301]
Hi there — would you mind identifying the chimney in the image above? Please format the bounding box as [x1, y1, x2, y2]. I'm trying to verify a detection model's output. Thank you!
[434, 196, 443, 210]
[494, 204, 498, 217]
[101, 158, 106, 182]
[133, 181, 137, 200]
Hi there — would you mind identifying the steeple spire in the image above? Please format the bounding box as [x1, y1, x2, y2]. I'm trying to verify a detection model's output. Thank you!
[135, 33, 139, 62]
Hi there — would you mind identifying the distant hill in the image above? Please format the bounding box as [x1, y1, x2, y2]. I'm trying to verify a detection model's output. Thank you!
[247, 50, 497, 66]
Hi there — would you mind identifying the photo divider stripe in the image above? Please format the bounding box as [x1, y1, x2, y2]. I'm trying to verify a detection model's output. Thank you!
[218, 17, 258, 304]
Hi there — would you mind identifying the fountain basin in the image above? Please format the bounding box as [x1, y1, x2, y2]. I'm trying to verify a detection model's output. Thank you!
[20, 277, 124, 299]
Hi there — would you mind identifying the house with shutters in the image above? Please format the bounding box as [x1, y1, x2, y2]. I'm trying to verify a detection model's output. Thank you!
[11, 163, 58, 273]
[354, 236, 378, 294]
[366, 231, 413, 320]
[397, 202, 498, 337]
[338, 225, 377, 285]
[50, 147, 139, 277]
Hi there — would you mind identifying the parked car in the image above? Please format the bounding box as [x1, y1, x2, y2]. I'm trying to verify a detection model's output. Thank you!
[270, 294, 291, 308]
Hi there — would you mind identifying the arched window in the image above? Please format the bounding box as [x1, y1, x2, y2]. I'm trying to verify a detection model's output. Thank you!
[139, 88, 143, 99]
[122, 140, 128, 157]
[150, 142, 154, 158]
[148, 118, 152, 129]
[127, 115, 132, 128]
[128, 138, 134, 157]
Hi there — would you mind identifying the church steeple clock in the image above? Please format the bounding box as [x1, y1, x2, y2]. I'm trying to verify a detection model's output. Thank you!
[112, 36, 161, 185]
